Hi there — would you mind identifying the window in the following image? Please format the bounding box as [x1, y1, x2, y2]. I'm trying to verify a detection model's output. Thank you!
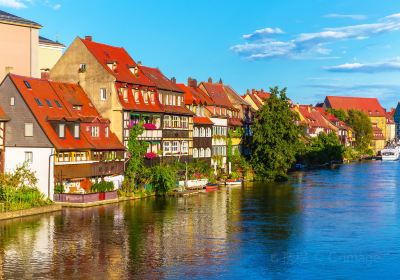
[181, 141, 188, 154]
[100, 88, 107, 101]
[205, 148, 211, 157]
[74, 123, 80, 138]
[163, 141, 171, 155]
[59, 123, 65, 138]
[24, 80, 31, 89]
[79, 64, 86, 72]
[159, 93, 163, 104]
[105, 127, 109, 137]
[91, 126, 99, 137]
[72, 105, 82, 110]
[172, 116, 180, 128]
[35, 98, 43, 106]
[10, 97, 15, 106]
[54, 100, 62, 108]
[25, 151, 33, 163]
[177, 95, 181, 106]
[181, 117, 188, 129]
[172, 141, 179, 153]
[45, 99, 53, 107]
[150, 92, 155, 104]
[143, 91, 148, 104]
[206, 128, 211, 137]
[200, 127, 205, 137]
[122, 88, 128, 101]
[200, 148, 205, 158]
[134, 90, 139, 103]
[193, 148, 198, 158]
[163, 115, 171, 128]
[193, 127, 199, 137]
[24, 123, 33, 137]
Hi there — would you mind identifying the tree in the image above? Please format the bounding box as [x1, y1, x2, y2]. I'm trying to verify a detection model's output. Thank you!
[326, 108, 348, 122]
[125, 123, 149, 188]
[250, 86, 304, 181]
[346, 110, 372, 152]
[300, 132, 344, 165]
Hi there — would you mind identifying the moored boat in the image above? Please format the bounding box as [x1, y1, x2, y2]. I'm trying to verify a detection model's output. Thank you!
[381, 146, 400, 161]
[205, 183, 218, 192]
[225, 179, 242, 186]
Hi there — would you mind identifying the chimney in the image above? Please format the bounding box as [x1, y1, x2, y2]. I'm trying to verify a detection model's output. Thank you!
[219, 78, 223, 84]
[188, 77, 197, 88]
[251, 89, 255, 95]
[246, 89, 250, 95]
[137, 61, 142, 66]
[85, 35, 92, 41]
[41, 71, 50, 80]
[208, 77, 213, 83]
[171, 77, 176, 84]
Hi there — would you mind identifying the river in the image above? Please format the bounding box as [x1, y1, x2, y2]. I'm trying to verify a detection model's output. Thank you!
[1, 161, 400, 279]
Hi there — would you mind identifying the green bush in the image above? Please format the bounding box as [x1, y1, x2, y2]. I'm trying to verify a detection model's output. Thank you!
[150, 165, 176, 195]
[91, 180, 114, 193]
[54, 183, 65, 194]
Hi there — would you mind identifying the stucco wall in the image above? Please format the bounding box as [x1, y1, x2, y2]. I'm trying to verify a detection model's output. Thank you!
[0, 23, 39, 79]
[5, 147, 54, 198]
[38, 44, 63, 71]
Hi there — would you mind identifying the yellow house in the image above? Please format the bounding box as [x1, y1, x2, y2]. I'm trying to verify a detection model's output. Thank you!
[38, 36, 65, 74]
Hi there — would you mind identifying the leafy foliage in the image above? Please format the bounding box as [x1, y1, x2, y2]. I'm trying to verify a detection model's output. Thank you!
[0, 163, 50, 212]
[250, 87, 304, 181]
[346, 110, 373, 152]
[299, 132, 344, 165]
[125, 123, 149, 188]
[91, 180, 114, 193]
[150, 165, 177, 195]
[326, 108, 348, 122]
[54, 183, 65, 194]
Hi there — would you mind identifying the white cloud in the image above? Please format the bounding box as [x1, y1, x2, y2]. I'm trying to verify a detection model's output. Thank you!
[324, 58, 400, 73]
[323, 14, 368, 20]
[242, 27, 284, 40]
[0, 0, 27, 9]
[52, 3, 60, 10]
[231, 13, 400, 60]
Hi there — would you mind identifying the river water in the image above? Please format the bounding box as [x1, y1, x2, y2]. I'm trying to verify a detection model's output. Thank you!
[1, 161, 400, 279]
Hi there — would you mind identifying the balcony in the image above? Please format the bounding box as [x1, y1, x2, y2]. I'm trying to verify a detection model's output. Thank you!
[138, 129, 162, 139]
[54, 161, 124, 180]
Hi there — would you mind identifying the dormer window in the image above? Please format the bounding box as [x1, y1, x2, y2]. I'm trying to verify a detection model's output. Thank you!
[107, 62, 117, 71]
[58, 123, 65, 138]
[54, 100, 62, 108]
[72, 105, 82, 111]
[143, 91, 148, 104]
[150, 92, 155, 104]
[100, 88, 107, 101]
[74, 123, 80, 139]
[105, 127, 109, 137]
[122, 88, 128, 102]
[130, 66, 139, 76]
[91, 126, 99, 137]
[45, 99, 53, 107]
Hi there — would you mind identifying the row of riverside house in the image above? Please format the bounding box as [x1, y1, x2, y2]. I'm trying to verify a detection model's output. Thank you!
[0, 10, 397, 199]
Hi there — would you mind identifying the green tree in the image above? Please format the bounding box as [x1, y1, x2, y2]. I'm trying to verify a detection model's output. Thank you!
[125, 123, 149, 189]
[326, 108, 348, 122]
[300, 132, 344, 165]
[346, 110, 372, 152]
[150, 165, 176, 195]
[250, 86, 304, 181]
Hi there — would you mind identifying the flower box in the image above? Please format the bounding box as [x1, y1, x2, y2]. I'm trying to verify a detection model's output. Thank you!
[143, 123, 157, 130]
[145, 152, 157, 159]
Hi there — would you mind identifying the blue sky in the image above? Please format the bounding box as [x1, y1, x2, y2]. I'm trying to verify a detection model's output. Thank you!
[2, 0, 400, 109]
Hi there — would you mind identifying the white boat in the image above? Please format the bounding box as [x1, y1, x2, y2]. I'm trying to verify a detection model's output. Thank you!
[381, 146, 400, 161]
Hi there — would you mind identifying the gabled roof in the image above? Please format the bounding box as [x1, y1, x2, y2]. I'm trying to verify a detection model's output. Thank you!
[193, 116, 213, 125]
[0, 10, 41, 28]
[176, 83, 213, 105]
[80, 37, 154, 86]
[297, 105, 337, 131]
[200, 82, 235, 108]
[9, 74, 123, 151]
[325, 96, 386, 117]
[140, 66, 183, 93]
[224, 85, 251, 107]
[162, 105, 194, 116]
[39, 36, 65, 47]
[116, 83, 163, 113]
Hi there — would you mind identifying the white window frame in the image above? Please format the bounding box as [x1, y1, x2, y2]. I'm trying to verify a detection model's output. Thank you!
[164, 115, 171, 128]
[74, 123, 80, 138]
[172, 116, 179, 128]
[181, 141, 188, 154]
[193, 148, 198, 158]
[172, 141, 179, 153]
[24, 123, 33, 137]
[10, 97, 15, 106]
[193, 127, 199, 137]
[91, 126, 99, 137]
[134, 89, 139, 103]
[181, 117, 188, 129]
[200, 127, 205, 137]
[163, 141, 171, 155]
[206, 128, 211, 137]
[205, 148, 211, 157]
[200, 148, 205, 158]
[105, 127, 109, 137]
[59, 123, 65, 138]
[25, 151, 33, 163]
[100, 88, 107, 101]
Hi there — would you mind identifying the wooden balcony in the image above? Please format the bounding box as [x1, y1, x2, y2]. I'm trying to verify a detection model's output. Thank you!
[54, 161, 124, 180]
[138, 129, 162, 139]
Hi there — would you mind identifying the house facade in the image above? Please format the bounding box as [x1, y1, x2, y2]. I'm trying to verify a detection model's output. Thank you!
[0, 106, 9, 172]
[0, 74, 124, 198]
[177, 79, 213, 164]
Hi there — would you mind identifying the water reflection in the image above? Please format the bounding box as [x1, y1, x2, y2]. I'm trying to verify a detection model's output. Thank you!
[1, 161, 400, 279]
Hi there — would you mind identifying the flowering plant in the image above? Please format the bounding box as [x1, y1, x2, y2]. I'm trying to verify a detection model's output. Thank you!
[145, 152, 157, 159]
[143, 123, 157, 130]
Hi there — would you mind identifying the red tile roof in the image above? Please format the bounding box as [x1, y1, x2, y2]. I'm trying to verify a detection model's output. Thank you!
[193, 116, 213, 125]
[10, 74, 124, 151]
[224, 86, 250, 106]
[297, 105, 336, 131]
[248, 93, 263, 109]
[176, 83, 213, 105]
[116, 83, 163, 113]
[200, 82, 235, 109]
[139, 66, 183, 93]
[228, 118, 243, 127]
[162, 105, 194, 116]
[80, 38, 154, 87]
[325, 96, 386, 117]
